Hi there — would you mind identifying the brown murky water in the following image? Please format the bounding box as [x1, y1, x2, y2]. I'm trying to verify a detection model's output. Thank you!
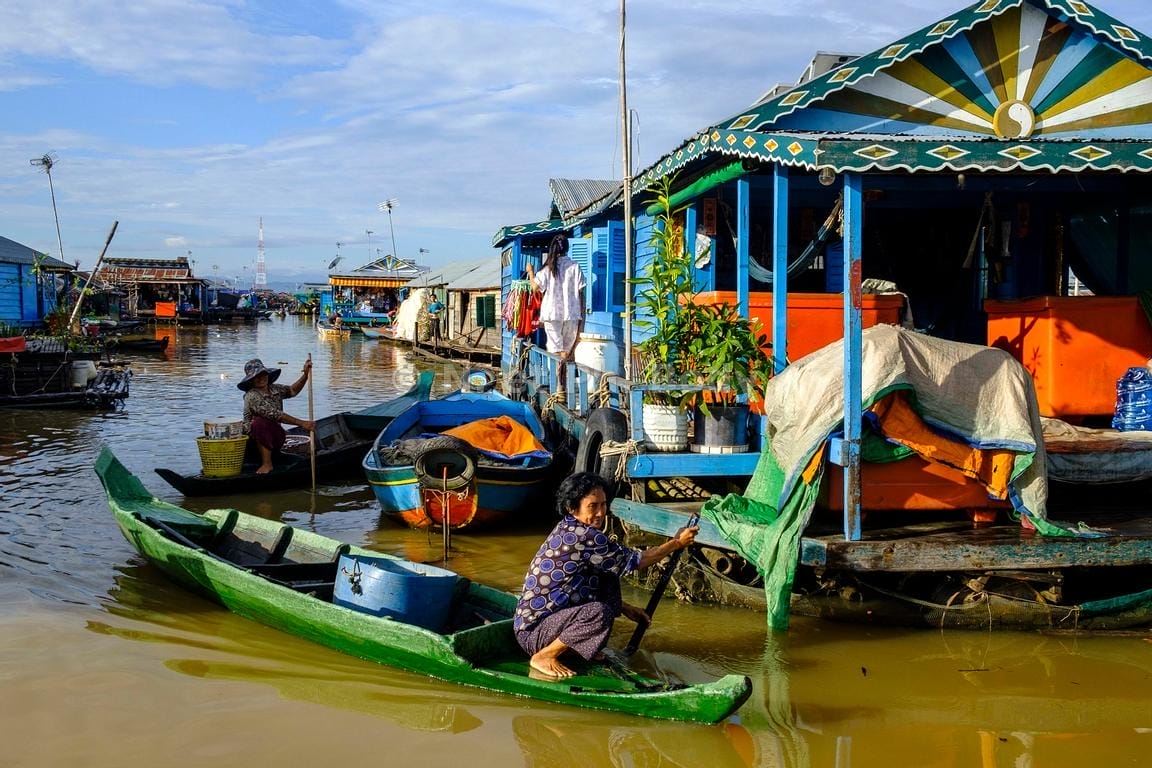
[2, 318, 1150, 767]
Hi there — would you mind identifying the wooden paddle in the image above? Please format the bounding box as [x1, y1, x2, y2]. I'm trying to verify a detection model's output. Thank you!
[307, 353, 316, 491]
[624, 511, 700, 655]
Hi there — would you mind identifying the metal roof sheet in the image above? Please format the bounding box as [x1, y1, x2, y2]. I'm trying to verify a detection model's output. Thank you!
[408, 258, 498, 290]
[0, 235, 72, 270]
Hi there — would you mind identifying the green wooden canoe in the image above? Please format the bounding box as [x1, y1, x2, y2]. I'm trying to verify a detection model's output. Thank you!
[96, 447, 752, 723]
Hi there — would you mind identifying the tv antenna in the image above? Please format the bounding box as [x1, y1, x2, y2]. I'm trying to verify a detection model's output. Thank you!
[30, 153, 65, 263]
[378, 199, 399, 261]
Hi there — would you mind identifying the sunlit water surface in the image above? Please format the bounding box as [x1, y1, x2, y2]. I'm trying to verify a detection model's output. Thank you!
[1, 318, 1149, 767]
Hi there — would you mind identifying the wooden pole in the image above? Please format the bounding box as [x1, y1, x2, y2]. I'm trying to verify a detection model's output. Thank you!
[307, 353, 316, 491]
[67, 221, 118, 334]
[624, 511, 699, 655]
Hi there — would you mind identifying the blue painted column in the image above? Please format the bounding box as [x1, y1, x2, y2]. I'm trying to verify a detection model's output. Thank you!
[841, 173, 863, 541]
[736, 177, 750, 317]
[771, 165, 789, 375]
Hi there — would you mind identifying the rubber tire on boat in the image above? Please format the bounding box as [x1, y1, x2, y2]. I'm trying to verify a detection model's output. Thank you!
[574, 407, 629, 493]
[413, 436, 478, 491]
[462, 368, 498, 393]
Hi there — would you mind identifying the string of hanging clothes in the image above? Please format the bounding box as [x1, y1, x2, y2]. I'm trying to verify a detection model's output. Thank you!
[503, 278, 540, 338]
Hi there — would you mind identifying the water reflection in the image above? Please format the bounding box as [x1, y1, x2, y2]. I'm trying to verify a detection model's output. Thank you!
[512, 713, 757, 768]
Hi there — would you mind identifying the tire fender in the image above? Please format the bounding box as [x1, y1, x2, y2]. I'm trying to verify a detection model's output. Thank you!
[574, 407, 629, 490]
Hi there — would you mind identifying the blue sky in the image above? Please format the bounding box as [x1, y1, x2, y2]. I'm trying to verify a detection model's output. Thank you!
[2, 0, 1151, 285]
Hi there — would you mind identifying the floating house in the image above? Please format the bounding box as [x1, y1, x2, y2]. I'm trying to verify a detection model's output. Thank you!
[97, 256, 206, 321]
[0, 235, 75, 328]
[497, 0, 1152, 630]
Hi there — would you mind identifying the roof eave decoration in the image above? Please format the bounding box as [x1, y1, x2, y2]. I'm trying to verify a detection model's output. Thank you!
[722, 0, 1152, 134]
[637, 0, 1152, 183]
[492, 219, 567, 248]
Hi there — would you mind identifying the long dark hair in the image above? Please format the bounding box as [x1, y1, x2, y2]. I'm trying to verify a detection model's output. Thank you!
[556, 472, 612, 517]
[544, 233, 568, 277]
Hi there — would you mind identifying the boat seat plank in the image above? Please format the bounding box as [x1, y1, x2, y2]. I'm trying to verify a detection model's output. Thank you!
[279, 539, 350, 565]
[212, 525, 292, 567]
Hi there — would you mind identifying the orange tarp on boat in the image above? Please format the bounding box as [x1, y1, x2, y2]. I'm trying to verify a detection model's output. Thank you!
[870, 391, 1015, 499]
[443, 415, 550, 460]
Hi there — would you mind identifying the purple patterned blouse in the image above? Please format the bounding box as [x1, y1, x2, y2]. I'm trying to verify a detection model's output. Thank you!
[513, 514, 642, 632]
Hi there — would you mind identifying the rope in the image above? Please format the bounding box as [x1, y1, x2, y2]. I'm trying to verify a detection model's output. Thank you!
[542, 390, 565, 412]
[599, 438, 643, 483]
[589, 375, 613, 409]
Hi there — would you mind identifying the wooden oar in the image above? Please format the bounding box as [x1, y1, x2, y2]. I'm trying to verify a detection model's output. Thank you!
[307, 353, 316, 491]
[624, 511, 700, 655]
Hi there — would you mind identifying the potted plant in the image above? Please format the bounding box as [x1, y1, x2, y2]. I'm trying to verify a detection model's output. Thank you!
[631, 177, 773, 452]
[674, 301, 772, 452]
[631, 178, 697, 451]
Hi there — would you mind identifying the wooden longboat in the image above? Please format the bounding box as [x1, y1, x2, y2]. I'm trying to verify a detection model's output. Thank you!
[363, 382, 555, 530]
[153, 371, 434, 496]
[97, 448, 751, 723]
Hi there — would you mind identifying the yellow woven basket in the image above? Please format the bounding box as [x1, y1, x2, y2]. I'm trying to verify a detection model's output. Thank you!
[196, 435, 248, 477]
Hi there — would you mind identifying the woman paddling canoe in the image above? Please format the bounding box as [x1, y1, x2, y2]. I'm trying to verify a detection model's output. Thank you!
[513, 472, 698, 678]
[238, 358, 315, 474]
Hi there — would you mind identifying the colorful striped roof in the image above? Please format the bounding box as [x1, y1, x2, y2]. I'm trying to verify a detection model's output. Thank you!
[639, 0, 1152, 181]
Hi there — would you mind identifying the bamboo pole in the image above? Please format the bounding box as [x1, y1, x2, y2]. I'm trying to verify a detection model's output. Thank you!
[67, 221, 118, 334]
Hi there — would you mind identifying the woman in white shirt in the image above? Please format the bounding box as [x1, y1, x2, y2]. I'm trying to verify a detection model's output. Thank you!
[526, 234, 585, 392]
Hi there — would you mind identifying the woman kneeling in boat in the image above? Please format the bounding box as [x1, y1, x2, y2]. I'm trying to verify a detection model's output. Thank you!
[238, 358, 315, 474]
[513, 472, 698, 678]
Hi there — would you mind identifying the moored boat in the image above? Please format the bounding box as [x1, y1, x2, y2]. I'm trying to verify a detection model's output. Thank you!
[154, 371, 434, 496]
[96, 448, 751, 723]
[364, 370, 555, 530]
[0, 337, 131, 410]
[316, 320, 351, 339]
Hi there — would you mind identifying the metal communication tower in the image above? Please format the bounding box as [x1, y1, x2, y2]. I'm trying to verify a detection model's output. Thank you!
[255, 217, 267, 289]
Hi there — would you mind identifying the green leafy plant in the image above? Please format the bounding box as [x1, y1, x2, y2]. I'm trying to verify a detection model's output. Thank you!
[631, 177, 698, 406]
[631, 177, 772, 410]
[672, 301, 772, 416]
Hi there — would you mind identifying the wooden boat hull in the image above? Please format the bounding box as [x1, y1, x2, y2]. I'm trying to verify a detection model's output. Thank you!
[317, 321, 351, 339]
[363, 389, 555, 529]
[96, 448, 751, 723]
[154, 372, 434, 496]
[371, 462, 554, 529]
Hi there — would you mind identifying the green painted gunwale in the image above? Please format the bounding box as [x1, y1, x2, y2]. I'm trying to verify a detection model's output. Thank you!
[96, 447, 752, 723]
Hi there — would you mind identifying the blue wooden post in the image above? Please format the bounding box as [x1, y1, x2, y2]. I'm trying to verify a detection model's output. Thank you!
[772, 165, 789, 375]
[736, 177, 750, 317]
[841, 173, 864, 541]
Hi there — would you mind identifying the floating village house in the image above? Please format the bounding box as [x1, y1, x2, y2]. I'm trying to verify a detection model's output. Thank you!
[325, 254, 428, 317]
[497, 0, 1152, 628]
[411, 257, 502, 352]
[0, 235, 75, 329]
[97, 256, 205, 321]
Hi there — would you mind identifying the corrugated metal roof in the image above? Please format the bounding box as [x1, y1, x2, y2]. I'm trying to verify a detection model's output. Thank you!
[409, 258, 498, 290]
[0, 235, 72, 270]
[549, 179, 619, 223]
[445, 260, 501, 291]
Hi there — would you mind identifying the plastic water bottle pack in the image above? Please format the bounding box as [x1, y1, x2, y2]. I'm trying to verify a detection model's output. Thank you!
[1113, 366, 1152, 431]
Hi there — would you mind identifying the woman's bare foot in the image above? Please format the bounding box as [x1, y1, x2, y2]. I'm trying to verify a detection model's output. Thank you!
[255, 464, 274, 475]
[529, 652, 575, 679]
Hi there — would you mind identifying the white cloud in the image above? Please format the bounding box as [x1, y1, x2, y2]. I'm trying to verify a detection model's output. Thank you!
[0, 0, 1149, 280]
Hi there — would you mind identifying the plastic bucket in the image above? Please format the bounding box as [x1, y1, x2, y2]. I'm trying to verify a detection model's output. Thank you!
[574, 333, 623, 376]
[333, 554, 459, 632]
[70, 360, 98, 388]
[204, 419, 245, 439]
[691, 403, 750, 454]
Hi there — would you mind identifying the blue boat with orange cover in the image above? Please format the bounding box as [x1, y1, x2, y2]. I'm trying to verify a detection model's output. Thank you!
[363, 370, 555, 530]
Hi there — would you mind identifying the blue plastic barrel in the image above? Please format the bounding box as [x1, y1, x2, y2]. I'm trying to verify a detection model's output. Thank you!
[1112, 366, 1152, 431]
[333, 554, 459, 631]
